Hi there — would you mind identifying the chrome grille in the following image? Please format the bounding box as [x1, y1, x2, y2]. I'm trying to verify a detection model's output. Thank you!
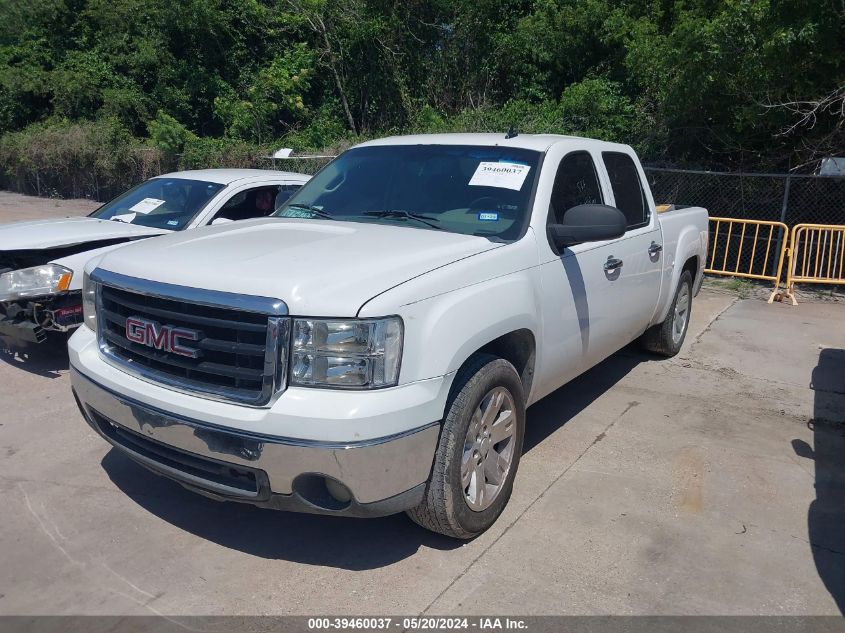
[93, 270, 289, 406]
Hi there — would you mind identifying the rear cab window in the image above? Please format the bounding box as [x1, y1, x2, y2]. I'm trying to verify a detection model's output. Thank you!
[602, 152, 650, 230]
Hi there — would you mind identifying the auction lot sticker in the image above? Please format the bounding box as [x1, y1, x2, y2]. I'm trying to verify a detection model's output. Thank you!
[469, 162, 531, 191]
[129, 197, 166, 214]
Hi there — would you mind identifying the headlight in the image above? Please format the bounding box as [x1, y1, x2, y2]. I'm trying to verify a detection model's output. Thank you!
[290, 317, 403, 389]
[82, 270, 98, 331]
[0, 264, 73, 302]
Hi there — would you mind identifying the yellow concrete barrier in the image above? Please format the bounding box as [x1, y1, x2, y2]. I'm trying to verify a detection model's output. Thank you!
[704, 217, 789, 301]
[777, 224, 845, 305]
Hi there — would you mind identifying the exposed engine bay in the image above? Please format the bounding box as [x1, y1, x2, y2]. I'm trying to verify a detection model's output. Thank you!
[0, 238, 136, 272]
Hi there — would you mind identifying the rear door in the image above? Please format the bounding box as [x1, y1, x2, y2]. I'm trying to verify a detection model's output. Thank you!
[596, 151, 662, 345]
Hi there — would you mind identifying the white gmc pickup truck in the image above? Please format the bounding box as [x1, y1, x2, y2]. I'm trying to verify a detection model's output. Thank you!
[69, 133, 708, 538]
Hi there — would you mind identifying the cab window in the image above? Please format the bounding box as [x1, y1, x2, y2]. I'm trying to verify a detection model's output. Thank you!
[214, 185, 284, 222]
[602, 152, 649, 229]
[275, 183, 302, 208]
[548, 152, 604, 224]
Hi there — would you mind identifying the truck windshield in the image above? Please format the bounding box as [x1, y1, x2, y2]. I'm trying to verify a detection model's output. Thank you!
[91, 178, 225, 230]
[273, 145, 542, 240]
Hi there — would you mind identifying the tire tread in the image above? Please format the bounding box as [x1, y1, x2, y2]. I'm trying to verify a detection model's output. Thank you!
[406, 353, 511, 539]
[640, 270, 693, 357]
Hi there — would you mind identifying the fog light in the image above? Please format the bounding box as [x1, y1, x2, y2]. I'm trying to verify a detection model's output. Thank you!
[325, 477, 352, 504]
[293, 473, 352, 510]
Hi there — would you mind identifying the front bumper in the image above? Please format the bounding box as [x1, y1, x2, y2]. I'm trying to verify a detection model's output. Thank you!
[0, 313, 45, 344]
[70, 347, 446, 515]
[0, 294, 83, 345]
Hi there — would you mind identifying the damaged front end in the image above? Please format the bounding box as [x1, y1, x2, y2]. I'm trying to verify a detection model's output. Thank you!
[0, 245, 103, 346]
[0, 293, 83, 344]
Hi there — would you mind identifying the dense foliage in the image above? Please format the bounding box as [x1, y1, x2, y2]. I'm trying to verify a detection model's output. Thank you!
[0, 0, 843, 189]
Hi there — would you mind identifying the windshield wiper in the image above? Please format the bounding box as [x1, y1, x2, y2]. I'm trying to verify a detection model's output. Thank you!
[363, 210, 442, 230]
[283, 204, 335, 220]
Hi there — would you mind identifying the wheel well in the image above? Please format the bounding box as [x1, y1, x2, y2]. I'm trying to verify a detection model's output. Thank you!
[475, 329, 536, 397]
[682, 255, 699, 285]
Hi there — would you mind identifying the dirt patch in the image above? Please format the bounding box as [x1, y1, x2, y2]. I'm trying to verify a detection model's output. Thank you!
[703, 276, 845, 304]
[672, 446, 708, 513]
[0, 191, 99, 224]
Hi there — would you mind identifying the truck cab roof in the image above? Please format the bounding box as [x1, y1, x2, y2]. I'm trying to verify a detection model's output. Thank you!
[357, 132, 634, 154]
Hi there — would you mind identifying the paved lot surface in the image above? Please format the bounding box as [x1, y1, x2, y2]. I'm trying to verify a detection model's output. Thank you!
[0, 195, 843, 616]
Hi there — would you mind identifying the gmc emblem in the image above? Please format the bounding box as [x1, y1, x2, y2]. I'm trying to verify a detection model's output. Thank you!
[125, 316, 203, 358]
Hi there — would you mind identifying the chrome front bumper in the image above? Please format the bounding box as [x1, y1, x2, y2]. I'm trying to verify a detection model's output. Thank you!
[71, 367, 440, 517]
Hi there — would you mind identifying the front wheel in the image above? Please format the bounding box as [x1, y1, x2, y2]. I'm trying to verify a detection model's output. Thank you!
[640, 270, 693, 357]
[407, 354, 526, 539]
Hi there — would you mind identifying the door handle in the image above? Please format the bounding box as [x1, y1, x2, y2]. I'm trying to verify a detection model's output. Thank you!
[604, 257, 623, 272]
[649, 242, 663, 255]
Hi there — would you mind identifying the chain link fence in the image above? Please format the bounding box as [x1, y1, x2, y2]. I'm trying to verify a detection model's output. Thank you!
[5, 149, 845, 229]
[644, 167, 845, 227]
[0, 152, 334, 203]
[256, 155, 335, 176]
[269, 160, 845, 228]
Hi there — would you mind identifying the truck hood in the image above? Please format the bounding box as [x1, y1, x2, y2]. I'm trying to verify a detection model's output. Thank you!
[0, 217, 168, 250]
[96, 218, 504, 315]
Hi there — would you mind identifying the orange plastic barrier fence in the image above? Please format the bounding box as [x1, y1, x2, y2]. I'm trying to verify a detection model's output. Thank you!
[704, 217, 789, 301]
[776, 224, 845, 305]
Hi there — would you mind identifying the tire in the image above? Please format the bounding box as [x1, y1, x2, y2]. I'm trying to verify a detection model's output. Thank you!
[640, 270, 693, 357]
[407, 353, 526, 539]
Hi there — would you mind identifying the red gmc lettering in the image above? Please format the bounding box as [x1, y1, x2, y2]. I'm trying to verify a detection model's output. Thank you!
[125, 317, 148, 344]
[169, 328, 201, 358]
[124, 316, 202, 358]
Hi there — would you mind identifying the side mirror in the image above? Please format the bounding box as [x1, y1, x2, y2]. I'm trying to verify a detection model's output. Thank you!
[547, 204, 627, 249]
[211, 217, 233, 226]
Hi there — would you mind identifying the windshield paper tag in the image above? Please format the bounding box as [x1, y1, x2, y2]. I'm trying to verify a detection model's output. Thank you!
[478, 212, 499, 221]
[129, 198, 165, 214]
[469, 162, 530, 191]
[111, 212, 136, 223]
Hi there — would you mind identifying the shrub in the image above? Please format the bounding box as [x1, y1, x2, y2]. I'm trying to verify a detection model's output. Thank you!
[147, 111, 196, 154]
[0, 118, 171, 199]
[179, 136, 264, 170]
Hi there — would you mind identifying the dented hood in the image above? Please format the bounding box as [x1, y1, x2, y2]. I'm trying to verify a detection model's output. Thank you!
[0, 217, 168, 251]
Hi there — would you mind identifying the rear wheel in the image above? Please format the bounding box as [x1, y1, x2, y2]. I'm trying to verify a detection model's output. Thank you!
[407, 354, 525, 539]
[640, 270, 693, 357]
